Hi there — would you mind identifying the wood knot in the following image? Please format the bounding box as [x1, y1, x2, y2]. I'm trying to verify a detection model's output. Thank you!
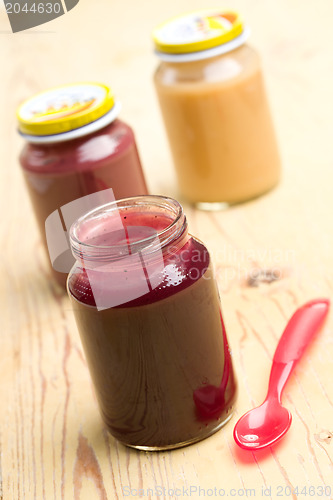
[314, 430, 333, 445]
[247, 268, 281, 287]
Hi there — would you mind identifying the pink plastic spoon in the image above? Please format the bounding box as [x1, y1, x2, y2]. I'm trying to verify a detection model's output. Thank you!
[233, 298, 330, 450]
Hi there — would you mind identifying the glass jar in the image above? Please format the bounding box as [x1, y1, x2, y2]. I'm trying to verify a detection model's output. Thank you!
[153, 10, 281, 209]
[67, 195, 237, 450]
[17, 83, 148, 288]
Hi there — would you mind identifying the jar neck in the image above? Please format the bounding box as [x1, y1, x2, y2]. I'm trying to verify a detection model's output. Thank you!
[69, 196, 188, 270]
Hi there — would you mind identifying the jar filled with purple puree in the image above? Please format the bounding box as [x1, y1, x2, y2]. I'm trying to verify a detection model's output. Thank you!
[17, 83, 148, 289]
[67, 195, 237, 450]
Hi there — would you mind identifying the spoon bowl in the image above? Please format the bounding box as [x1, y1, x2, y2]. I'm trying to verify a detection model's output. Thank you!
[234, 398, 291, 449]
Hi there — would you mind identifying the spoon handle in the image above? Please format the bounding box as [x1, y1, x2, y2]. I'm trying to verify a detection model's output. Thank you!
[268, 299, 330, 400]
[273, 299, 329, 364]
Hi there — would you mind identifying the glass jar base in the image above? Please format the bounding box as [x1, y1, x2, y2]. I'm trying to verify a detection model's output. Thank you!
[193, 181, 280, 211]
[194, 201, 230, 211]
[115, 409, 235, 451]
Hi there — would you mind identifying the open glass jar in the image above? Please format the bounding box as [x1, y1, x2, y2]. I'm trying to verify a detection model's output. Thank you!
[17, 83, 148, 288]
[67, 195, 237, 450]
[153, 10, 281, 209]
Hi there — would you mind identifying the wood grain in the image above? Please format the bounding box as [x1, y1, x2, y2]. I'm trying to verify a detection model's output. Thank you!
[1, 0, 333, 498]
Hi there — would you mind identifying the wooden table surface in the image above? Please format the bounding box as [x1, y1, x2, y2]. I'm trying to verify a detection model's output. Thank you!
[1, 0, 333, 498]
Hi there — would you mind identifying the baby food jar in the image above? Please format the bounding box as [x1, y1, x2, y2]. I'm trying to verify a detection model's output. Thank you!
[67, 195, 237, 450]
[17, 82, 148, 288]
[153, 10, 281, 209]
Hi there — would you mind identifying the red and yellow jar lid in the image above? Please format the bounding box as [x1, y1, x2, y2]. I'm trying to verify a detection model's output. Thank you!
[17, 82, 121, 143]
[153, 9, 249, 62]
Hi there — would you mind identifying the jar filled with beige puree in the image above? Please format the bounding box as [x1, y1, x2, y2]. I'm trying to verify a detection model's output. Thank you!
[153, 9, 281, 210]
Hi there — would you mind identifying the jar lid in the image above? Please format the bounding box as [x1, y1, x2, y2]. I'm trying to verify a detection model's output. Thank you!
[17, 82, 121, 142]
[153, 9, 248, 62]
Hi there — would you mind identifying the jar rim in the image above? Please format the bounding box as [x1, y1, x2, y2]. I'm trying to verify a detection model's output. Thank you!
[69, 195, 187, 264]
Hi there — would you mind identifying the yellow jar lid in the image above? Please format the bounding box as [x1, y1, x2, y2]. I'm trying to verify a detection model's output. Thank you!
[153, 9, 244, 55]
[17, 82, 115, 137]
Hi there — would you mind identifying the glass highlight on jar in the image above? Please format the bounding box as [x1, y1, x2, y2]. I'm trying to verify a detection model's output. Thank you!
[67, 195, 237, 450]
[17, 82, 148, 288]
[153, 9, 281, 210]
